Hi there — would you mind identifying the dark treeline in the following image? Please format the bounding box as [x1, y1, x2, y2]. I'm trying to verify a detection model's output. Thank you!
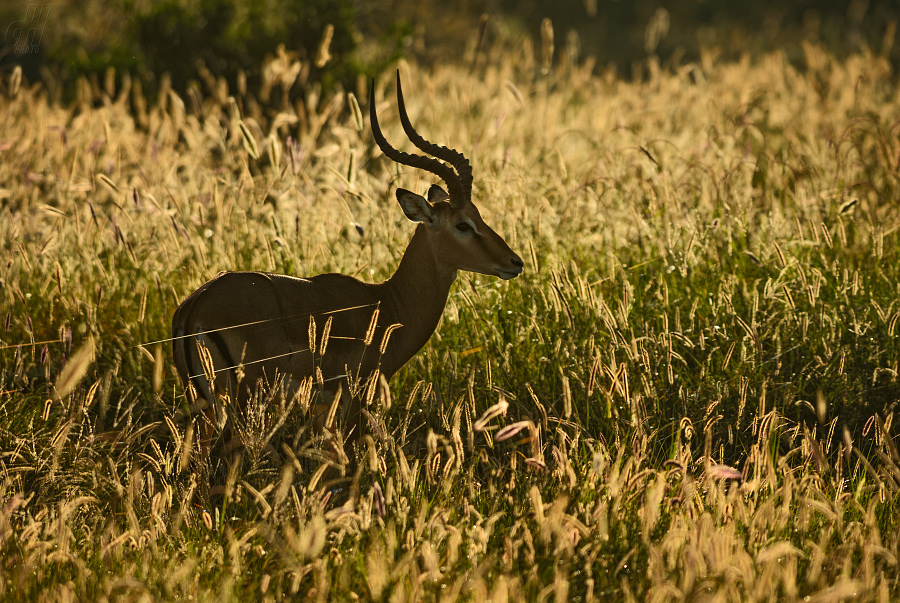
[1, 0, 897, 103]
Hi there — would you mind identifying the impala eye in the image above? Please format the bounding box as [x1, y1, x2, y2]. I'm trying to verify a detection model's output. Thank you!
[455, 222, 474, 234]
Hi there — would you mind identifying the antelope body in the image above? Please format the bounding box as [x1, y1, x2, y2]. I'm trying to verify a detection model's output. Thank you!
[172, 73, 522, 450]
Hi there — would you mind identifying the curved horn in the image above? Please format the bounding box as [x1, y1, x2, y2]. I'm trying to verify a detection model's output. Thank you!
[369, 78, 468, 205]
[394, 71, 472, 205]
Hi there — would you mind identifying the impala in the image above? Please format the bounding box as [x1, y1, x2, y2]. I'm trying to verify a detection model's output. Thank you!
[172, 73, 523, 464]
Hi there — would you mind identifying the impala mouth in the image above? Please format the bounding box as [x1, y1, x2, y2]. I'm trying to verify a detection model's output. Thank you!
[497, 267, 523, 280]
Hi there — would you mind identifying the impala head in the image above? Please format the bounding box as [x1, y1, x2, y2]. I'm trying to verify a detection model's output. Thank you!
[370, 73, 524, 281]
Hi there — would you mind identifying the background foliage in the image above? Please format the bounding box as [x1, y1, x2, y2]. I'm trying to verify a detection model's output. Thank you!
[1, 0, 899, 100]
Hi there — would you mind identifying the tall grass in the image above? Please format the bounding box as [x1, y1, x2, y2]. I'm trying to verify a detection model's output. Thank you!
[1, 39, 899, 601]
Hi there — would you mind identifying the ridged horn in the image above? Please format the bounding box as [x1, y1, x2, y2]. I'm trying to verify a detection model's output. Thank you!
[394, 71, 472, 206]
[369, 75, 468, 206]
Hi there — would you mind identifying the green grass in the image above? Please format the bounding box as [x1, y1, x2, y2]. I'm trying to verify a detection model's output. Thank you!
[2, 41, 900, 601]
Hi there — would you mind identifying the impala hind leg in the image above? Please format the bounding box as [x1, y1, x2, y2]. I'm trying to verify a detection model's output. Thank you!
[175, 332, 238, 499]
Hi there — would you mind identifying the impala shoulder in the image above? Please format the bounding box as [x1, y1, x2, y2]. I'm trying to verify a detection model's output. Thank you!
[307, 272, 369, 290]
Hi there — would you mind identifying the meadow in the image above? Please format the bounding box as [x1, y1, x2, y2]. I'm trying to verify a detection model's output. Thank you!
[1, 39, 900, 601]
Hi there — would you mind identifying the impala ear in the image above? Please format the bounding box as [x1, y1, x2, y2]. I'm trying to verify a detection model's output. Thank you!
[427, 184, 450, 202]
[396, 188, 435, 224]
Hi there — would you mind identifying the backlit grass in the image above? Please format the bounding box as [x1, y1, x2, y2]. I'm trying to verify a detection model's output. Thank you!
[1, 41, 899, 601]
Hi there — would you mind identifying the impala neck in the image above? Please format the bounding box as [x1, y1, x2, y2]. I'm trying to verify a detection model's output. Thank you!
[377, 225, 456, 377]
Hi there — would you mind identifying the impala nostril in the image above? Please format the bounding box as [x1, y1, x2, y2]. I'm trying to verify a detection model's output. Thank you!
[511, 257, 524, 268]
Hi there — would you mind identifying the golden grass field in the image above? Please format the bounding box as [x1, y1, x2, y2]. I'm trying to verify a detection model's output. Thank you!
[2, 39, 900, 601]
